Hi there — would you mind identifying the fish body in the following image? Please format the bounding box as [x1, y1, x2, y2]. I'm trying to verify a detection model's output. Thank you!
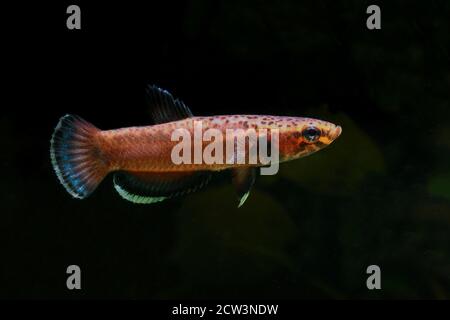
[50, 86, 341, 206]
[98, 115, 341, 172]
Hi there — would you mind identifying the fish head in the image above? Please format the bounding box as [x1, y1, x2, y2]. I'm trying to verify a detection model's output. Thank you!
[280, 117, 342, 161]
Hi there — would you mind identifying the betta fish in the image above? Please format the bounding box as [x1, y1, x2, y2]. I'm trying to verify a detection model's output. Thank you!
[50, 85, 341, 207]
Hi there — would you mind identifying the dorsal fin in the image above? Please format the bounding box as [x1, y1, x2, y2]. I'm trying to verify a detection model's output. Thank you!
[145, 85, 194, 124]
[113, 171, 211, 204]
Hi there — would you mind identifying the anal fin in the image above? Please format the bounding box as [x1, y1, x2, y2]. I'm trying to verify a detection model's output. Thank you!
[232, 167, 257, 208]
[113, 171, 211, 204]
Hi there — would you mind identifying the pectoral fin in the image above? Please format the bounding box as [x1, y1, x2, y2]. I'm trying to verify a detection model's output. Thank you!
[231, 167, 257, 208]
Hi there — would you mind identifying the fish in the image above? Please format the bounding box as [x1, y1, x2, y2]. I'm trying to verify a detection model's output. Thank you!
[50, 85, 342, 207]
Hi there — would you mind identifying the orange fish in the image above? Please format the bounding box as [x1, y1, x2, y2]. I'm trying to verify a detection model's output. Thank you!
[50, 85, 342, 207]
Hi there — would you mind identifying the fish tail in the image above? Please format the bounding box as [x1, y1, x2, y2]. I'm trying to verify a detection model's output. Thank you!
[50, 114, 109, 199]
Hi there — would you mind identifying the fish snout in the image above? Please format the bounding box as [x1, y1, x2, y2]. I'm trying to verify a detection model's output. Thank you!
[329, 125, 342, 141]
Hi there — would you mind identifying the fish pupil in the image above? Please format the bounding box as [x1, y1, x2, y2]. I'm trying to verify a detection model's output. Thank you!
[302, 126, 321, 143]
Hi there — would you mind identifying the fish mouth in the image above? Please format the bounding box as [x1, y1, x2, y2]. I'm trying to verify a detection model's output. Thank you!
[330, 125, 342, 140]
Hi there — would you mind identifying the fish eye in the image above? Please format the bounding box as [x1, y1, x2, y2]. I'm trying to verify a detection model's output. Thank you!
[302, 126, 321, 143]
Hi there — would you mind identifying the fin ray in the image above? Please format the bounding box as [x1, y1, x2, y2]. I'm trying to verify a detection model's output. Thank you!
[113, 171, 211, 204]
[145, 85, 194, 124]
[50, 114, 109, 199]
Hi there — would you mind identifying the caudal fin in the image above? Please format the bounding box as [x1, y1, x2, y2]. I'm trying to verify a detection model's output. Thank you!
[50, 114, 109, 199]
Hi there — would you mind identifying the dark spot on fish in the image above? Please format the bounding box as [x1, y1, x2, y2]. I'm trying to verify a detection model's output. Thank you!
[261, 121, 266, 125]
[268, 121, 274, 125]
[298, 141, 307, 148]
[292, 132, 302, 139]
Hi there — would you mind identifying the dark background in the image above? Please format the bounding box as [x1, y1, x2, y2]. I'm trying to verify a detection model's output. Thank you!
[1, 0, 450, 299]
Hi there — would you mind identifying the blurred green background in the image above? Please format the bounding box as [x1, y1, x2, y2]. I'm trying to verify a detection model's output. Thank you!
[1, 0, 450, 298]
